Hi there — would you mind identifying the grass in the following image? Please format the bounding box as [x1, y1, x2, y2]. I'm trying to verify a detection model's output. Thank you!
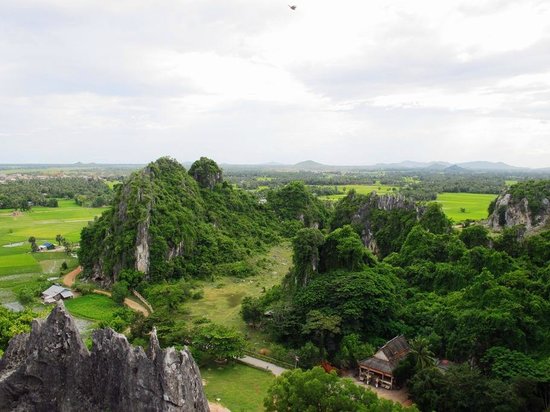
[436, 193, 497, 222]
[0, 200, 105, 277]
[185, 244, 291, 350]
[316, 183, 398, 201]
[65, 294, 119, 321]
[202, 362, 275, 412]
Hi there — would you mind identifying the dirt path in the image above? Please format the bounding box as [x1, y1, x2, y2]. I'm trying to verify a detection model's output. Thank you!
[63, 266, 82, 287]
[62, 266, 150, 317]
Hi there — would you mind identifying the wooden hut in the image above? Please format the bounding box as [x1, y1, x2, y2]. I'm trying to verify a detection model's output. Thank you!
[358, 335, 410, 390]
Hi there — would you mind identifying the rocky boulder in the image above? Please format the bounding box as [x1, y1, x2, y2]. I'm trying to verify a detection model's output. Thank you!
[0, 302, 209, 412]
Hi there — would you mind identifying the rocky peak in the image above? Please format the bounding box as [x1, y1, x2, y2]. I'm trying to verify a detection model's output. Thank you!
[188, 157, 223, 190]
[351, 192, 424, 255]
[0, 302, 209, 412]
[487, 184, 550, 231]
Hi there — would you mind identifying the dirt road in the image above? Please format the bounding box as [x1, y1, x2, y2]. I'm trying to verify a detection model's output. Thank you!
[62, 266, 150, 317]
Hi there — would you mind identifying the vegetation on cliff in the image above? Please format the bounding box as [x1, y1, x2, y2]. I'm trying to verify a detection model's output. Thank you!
[79, 157, 280, 282]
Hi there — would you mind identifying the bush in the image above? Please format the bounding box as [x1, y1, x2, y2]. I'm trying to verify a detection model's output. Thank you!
[17, 288, 34, 306]
[112, 281, 129, 305]
[74, 282, 95, 295]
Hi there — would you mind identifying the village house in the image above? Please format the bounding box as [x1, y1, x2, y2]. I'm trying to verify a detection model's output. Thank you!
[41, 285, 74, 304]
[38, 242, 55, 251]
[358, 335, 411, 390]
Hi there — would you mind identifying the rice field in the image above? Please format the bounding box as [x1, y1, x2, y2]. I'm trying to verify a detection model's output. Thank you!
[316, 184, 398, 201]
[65, 294, 120, 321]
[436, 192, 497, 222]
[0, 200, 106, 305]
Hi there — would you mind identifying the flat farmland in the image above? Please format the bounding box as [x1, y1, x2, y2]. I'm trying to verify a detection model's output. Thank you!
[436, 192, 497, 222]
[0, 200, 106, 304]
[317, 183, 397, 201]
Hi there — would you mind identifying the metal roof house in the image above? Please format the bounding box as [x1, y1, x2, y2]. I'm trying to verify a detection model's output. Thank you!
[42, 285, 74, 304]
[358, 335, 411, 390]
[38, 242, 55, 251]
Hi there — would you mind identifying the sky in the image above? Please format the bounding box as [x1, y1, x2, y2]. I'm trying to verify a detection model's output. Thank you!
[1, 0, 550, 167]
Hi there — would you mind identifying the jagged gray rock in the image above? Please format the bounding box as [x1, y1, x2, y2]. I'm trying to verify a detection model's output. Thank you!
[0, 302, 210, 412]
[488, 192, 550, 231]
[350, 193, 424, 255]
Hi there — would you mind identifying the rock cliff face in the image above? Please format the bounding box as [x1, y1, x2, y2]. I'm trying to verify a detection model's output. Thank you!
[488, 192, 550, 231]
[0, 303, 209, 412]
[350, 193, 424, 255]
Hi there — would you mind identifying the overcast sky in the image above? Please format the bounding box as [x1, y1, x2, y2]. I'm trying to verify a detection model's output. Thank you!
[1, 0, 550, 167]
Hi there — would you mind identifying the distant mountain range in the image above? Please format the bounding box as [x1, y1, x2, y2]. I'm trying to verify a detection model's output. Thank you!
[220, 159, 542, 173]
[2, 160, 549, 173]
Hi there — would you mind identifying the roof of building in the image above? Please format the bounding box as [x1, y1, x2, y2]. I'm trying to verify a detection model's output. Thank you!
[359, 335, 411, 376]
[43, 242, 54, 247]
[60, 290, 74, 299]
[359, 357, 394, 374]
[42, 285, 66, 297]
[379, 335, 410, 364]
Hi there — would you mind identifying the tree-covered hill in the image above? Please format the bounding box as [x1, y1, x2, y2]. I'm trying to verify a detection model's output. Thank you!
[79, 157, 281, 284]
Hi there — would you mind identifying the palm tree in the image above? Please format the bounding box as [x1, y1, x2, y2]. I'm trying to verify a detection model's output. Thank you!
[410, 336, 435, 370]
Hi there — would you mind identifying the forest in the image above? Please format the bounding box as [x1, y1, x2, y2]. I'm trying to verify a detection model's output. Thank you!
[1, 158, 549, 411]
[0, 177, 113, 209]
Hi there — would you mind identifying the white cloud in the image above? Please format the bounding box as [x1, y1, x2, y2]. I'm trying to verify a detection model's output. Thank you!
[0, 0, 550, 167]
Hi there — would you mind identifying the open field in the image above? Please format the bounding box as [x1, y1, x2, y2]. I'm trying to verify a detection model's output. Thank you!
[202, 362, 275, 412]
[185, 244, 291, 350]
[0, 200, 106, 310]
[65, 294, 120, 321]
[317, 183, 398, 201]
[436, 192, 497, 222]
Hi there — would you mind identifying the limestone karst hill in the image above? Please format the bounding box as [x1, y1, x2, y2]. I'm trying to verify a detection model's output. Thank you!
[0, 302, 209, 412]
[79, 156, 279, 284]
[488, 180, 550, 231]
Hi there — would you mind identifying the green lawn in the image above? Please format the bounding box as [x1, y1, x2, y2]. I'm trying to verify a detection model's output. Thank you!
[202, 363, 275, 412]
[65, 294, 119, 321]
[436, 193, 497, 222]
[317, 184, 397, 201]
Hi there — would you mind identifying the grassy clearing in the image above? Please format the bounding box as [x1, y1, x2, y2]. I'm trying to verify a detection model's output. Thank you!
[65, 294, 119, 321]
[185, 244, 291, 349]
[317, 183, 397, 201]
[202, 362, 275, 412]
[436, 193, 497, 222]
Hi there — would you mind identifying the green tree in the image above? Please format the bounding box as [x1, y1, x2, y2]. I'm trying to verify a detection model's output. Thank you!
[302, 310, 342, 354]
[188, 156, 223, 189]
[336, 333, 374, 368]
[112, 281, 129, 305]
[419, 203, 452, 234]
[290, 228, 325, 289]
[459, 224, 489, 248]
[28, 236, 38, 252]
[409, 336, 435, 370]
[193, 323, 246, 362]
[320, 225, 369, 272]
[264, 367, 414, 412]
[55, 234, 64, 246]
[241, 296, 264, 327]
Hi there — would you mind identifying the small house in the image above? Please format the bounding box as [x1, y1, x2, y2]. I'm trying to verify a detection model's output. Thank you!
[38, 242, 55, 251]
[358, 335, 411, 390]
[42, 285, 74, 304]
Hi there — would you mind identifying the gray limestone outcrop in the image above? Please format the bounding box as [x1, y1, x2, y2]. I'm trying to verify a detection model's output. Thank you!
[351, 193, 424, 255]
[487, 192, 550, 231]
[0, 302, 209, 412]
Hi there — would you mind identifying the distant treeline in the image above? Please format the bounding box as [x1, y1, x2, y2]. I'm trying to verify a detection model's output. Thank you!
[227, 169, 512, 200]
[399, 174, 508, 200]
[0, 177, 113, 209]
